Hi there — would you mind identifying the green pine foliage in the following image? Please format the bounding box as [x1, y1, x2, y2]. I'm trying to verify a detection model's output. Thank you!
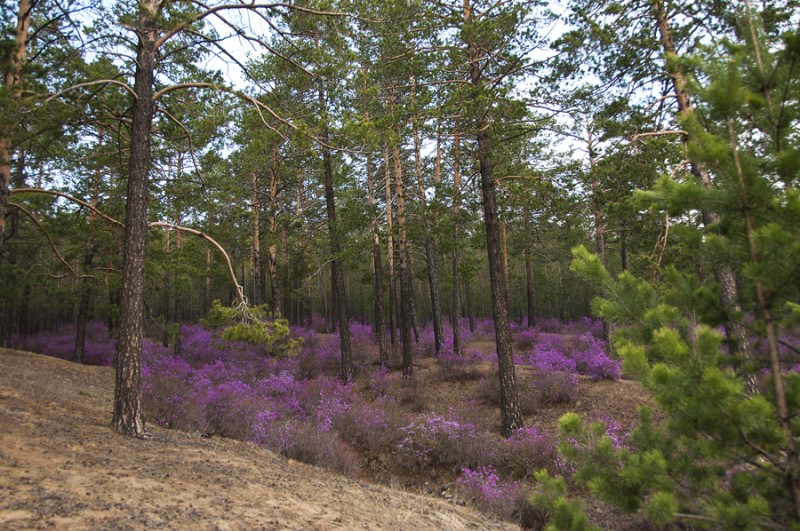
[536, 7, 800, 528]
[201, 300, 301, 359]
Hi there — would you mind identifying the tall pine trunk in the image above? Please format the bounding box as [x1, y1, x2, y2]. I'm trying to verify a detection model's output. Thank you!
[267, 147, 282, 317]
[524, 245, 535, 328]
[465, 0, 522, 436]
[451, 119, 463, 355]
[393, 139, 414, 377]
[412, 87, 443, 355]
[383, 143, 397, 346]
[318, 78, 352, 382]
[113, 1, 158, 438]
[0, 0, 31, 258]
[367, 150, 388, 366]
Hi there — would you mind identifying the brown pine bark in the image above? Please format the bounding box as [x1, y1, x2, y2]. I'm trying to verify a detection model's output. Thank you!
[465, 0, 523, 436]
[251, 171, 263, 306]
[318, 78, 352, 382]
[112, 1, 159, 438]
[367, 150, 388, 366]
[393, 138, 414, 378]
[267, 147, 282, 317]
[383, 143, 397, 346]
[0, 0, 31, 258]
[524, 245, 535, 328]
[451, 119, 463, 355]
[412, 85, 443, 356]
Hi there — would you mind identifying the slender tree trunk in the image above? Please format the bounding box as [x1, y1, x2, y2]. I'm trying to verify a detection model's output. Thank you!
[268, 148, 282, 317]
[367, 150, 388, 366]
[75, 162, 102, 363]
[652, 0, 756, 393]
[113, 2, 158, 438]
[251, 172, 263, 306]
[318, 77, 352, 382]
[588, 125, 611, 343]
[524, 245, 535, 328]
[620, 230, 628, 271]
[393, 138, 414, 377]
[452, 118, 463, 355]
[0, 0, 31, 258]
[465, 0, 522, 436]
[412, 78, 443, 355]
[204, 246, 212, 315]
[173, 227, 183, 356]
[383, 143, 397, 346]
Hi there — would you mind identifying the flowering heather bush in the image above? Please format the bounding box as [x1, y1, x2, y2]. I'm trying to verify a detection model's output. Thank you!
[296, 375, 354, 418]
[473, 317, 497, 340]
[205, 379, 263, 439]
[365, 365, 394, 397]
[308, 313, 329, 333]
[434, 348, 485, 382]
[530, 370, 580, 405]
[332, 398, 395, 455]
[263, 420, 361, 474]
[514, 327, 539, 350]
[537, 317, 564, 333]
[348, 321, 376, 366]
[18, 321, 117, 366]
[297, 334, 341, 379]
[572, 336, 621, 381]
[496, 427, 558, 479]
[457, 465, 522, 519]
[397, 413, 481, 470]
[142, 356, 208, 432]
[528, 345, 577, 373]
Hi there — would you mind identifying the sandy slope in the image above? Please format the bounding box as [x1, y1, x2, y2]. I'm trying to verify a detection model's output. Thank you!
[0, 348, 515, 530]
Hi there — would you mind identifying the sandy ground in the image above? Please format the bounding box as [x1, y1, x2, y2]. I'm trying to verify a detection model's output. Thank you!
[0, 348, 516, 530]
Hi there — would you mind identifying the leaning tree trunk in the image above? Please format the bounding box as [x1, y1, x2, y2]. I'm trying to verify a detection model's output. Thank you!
[112, 3, 158, 438]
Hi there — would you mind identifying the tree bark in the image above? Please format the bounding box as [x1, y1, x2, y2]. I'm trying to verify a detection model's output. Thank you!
[524, 245, 535, 328]
[112, 1, 158, 438]
[452, 118, 463, 355]
[251, 171, 263, 306]
[393, 139, 414, 377]
[465, 0, 523, 436]
[0, 0, 32, 258]
[267, 147, 282, 317]
[383, 143, 397, 346]
[412, 80, 443, 356]
[367, 150, 388, 366]
[318, 79, 352, 382]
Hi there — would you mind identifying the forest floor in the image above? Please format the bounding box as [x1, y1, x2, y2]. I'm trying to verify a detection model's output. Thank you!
[0, 339, 657, 530]
[0, 347, 516, 530]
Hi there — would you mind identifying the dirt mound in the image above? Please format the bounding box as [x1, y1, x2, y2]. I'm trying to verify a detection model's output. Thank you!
[0, 348, 515, 530]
